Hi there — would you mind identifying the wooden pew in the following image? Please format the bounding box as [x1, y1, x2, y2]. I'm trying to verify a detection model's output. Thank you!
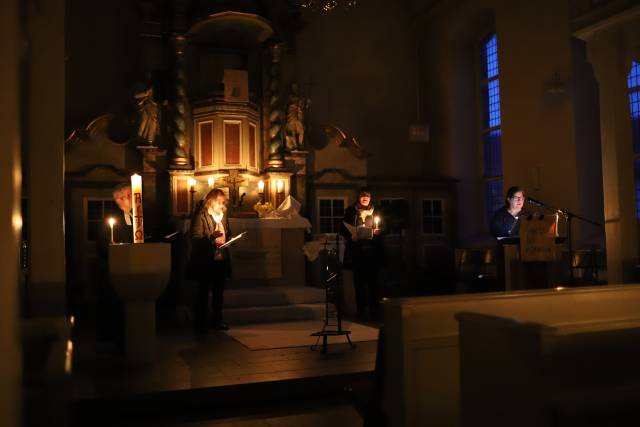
[382, 285, 640, 427]
[456, 312, 640, 427]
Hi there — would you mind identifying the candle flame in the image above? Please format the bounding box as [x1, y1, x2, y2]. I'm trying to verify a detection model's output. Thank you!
[108, 217, 116, 227]
[207, 176, 214, 187]
[276, 179, 284, 193]
[188, 177, 197, 190]
[258, 179, 265, 192]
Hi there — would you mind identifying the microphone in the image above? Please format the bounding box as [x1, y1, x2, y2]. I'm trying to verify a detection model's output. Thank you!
[526, 197, 545, 207]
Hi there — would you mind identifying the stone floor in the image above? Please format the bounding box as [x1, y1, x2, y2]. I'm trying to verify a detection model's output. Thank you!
[72, 321, 378, 426]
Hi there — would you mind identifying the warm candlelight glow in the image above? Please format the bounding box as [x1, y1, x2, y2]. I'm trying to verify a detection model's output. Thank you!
[207, 176, 214, 188]
[108, 217, 116, 227]
[276, 179, 284, 193]
[258, 179, 265, 193]
[374, 216, 380, 229]
[131, 174, 144, 243]
[188, 177, 197, 191]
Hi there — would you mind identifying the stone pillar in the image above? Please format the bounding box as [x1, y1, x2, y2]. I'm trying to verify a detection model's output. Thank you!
[0, 0, 23, 424]
[169, 34, 192, 169]
[138, 146, 167, 232]
[27, 0, 66, 315]
[267, 42, 285, 169]
[285, 150, 309, 212]
[581, 27, 640, 282]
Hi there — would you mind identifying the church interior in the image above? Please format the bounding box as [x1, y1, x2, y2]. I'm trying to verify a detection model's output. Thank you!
[3, 0, 640, 426]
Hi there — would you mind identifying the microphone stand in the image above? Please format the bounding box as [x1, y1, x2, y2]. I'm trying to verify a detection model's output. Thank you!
[526, 199, 603, 283]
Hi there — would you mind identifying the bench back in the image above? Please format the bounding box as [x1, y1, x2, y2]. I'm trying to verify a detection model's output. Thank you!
[383, 285, 640, 427]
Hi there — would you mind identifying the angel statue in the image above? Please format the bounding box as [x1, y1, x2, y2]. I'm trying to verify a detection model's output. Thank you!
[284, 83, 311, 150]
[134, 86, 160, 145]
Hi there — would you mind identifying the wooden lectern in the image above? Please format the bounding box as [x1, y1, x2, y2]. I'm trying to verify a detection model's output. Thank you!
[499, 215, 566, 290]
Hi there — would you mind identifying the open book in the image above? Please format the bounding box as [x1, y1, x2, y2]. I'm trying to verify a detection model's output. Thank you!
[218, 231, 247, 249]
[343, 222, 374, 240]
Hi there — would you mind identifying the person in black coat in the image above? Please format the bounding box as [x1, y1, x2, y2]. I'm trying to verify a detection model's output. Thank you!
[339, 188, 385, 320]
[188, 188, 232, 334]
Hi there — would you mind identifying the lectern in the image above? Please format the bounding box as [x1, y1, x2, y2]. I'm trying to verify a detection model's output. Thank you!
[499, 237, 566, 291]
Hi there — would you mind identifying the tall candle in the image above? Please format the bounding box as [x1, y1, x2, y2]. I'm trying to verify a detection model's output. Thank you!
[108, 217, 116, 244]
[276, 179, 284, 193]
[258, 180, 265, 193]
[131, 174, 144, 243]
[374, 216, 380, 230]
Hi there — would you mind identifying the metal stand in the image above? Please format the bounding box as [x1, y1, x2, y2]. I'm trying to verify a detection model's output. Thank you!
[311, 235, 354, 354]
[526, 199, 603, 283]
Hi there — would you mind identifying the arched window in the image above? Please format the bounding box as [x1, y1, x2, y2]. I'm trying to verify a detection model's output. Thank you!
[480, 33, 503, 224]
[629, 61, 640, 218]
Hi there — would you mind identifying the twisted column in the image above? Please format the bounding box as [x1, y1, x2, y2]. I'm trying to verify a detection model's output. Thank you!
[267, 42, 285, 169]
[170, 33, 191, 168]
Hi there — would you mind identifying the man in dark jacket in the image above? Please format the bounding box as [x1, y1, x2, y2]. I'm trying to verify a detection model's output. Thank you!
[188, 188, 232, 334]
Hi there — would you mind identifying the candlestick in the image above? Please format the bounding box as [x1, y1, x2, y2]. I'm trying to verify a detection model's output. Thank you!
[275, 179, 285, 207]
[131, 174, 144, 243]
[108, 217, 116, 244]
[188, 177, 197, 213]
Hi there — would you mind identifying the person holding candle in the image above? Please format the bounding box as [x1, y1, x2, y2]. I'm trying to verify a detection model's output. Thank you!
[340, 188, 385, 321]
[188, 188, 232, 335]
[95, 182, 135, 349]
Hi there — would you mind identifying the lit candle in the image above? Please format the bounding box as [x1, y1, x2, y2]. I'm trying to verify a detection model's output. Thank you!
[108, 217, 116, 244]
[207, 176, 214, 188]
[188, 177, 197, 191]
[374, 216, 380, 230]
[276, 179, 284, 193]
[258, 179, 265, 193]
[131, 173, 144, 243]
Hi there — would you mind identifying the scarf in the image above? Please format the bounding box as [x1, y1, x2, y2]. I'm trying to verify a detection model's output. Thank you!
[356, 205, 374, 225]
[209, 210, 225, 233]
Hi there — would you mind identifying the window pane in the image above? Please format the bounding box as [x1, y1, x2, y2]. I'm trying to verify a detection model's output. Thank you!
[481, 34, 499, 80]
[482, 80, 501, 128]
[629, 90, 640, 154]
[423, 217, 433, 234]
[433, 218, 443, 234]
[628, 61, 640, 89]
[332, 218, 342, 233]
[423, 200, 432, 216]
[320, 218, 332, 233]
[433, 200, 442, 216]
[87, 221, 100, 242]
[319, 200, 332, 217]
[484, 129, 503, 177]
[104, 201, 119, 218]
[333, 199, 345, 216]
[87, 201, 102, 221]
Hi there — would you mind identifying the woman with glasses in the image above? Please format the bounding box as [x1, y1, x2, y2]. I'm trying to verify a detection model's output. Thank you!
[490, 186, 526, 238]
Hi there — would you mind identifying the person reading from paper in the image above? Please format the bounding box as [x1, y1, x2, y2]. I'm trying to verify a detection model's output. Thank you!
[340, 188, 385, 321]
[188, 188, 233, 335]
[490, 186, 527, 238]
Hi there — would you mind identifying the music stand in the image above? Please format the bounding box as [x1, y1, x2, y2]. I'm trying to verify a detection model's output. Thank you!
[311, 234, 354, 354]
